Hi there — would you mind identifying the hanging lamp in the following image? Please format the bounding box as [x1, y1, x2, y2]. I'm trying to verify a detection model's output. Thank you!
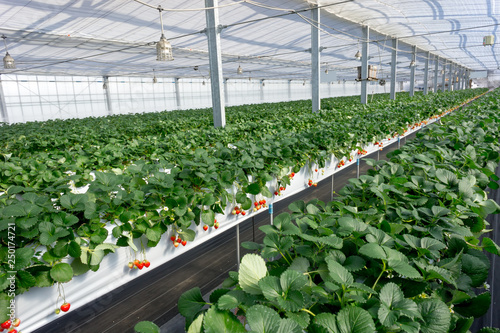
[354, 50, 361, 60]
[409, 60, 416, 67]
[2, 35, 15, 69]
[237, 57, 243, 75]
[156, 6, 173, 61]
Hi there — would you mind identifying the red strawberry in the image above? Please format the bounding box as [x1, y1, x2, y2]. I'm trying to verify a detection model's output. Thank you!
[133, 259, 140, 266]
[274, 191, 279, 196]
[143, 260, 150, 268]
[214, 222, 219, 229]
[1, 321, 11, 329]
[136, 263, 144, 270]
[241, 211, 246, 216]
[181, 240, 187, 246]
[177, 237, 182, 243]
[8, 329, 17, 333]
[170, 236, 176, 242]
[203, 225, 208, 231]
[60, 302, 71, 312]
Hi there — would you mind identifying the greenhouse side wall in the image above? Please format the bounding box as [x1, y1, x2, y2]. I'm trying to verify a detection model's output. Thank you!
[0, 74, 403, 124]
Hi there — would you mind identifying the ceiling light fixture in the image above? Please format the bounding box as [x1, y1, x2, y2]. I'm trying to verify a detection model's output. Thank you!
[354, 38, 361, 60]
[354, 50, 361, 60]
[2, 35, 15, 69]
[156, 6, 173, 61]
[409, 60, 416, 67]
[237, 57, 243, 75]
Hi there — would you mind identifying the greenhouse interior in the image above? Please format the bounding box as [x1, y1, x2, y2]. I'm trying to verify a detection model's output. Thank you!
[1, 0, 500, 332]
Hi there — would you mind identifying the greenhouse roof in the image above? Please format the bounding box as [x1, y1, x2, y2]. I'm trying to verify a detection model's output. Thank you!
[0, 0, 498, 80]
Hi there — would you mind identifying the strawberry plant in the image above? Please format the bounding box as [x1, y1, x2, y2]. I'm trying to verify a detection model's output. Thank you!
[177, 89, 500, 332]
[0, 88, 489, 322]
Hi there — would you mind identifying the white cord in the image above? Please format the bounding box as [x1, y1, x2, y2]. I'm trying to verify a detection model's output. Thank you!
[132, 0, 246, 12]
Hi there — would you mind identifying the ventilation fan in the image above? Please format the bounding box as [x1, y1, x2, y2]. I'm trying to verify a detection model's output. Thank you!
[379, 79, 386, 86]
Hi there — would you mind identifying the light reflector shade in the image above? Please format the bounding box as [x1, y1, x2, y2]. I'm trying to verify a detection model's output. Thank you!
[237, 65, 243, 74]
[3, 52, 15, 69]
[156, 34, 173, 61]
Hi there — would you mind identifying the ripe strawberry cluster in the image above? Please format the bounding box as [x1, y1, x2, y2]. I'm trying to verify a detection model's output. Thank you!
[253, 200, 267, 211]
[0, 318, 21, 333]
[128, 259, 151, 270]
[357, 149, 367, 156]
[337, 160, 346, 168]
[288, 172, 295, 179]
[307, 179, 317, 187]
[170, 235, 188, 247]
[232, 206, 246, 216]
[202, 219, 219, 231]
[274, 186, 286, 196]
[54, 302, 70, 314]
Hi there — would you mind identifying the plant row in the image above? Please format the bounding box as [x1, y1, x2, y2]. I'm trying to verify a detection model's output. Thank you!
[177, 88, 500, 333]
[0, 89, 487, 321]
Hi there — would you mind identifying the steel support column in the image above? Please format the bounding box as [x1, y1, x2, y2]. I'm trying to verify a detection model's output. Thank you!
[288, 79, 292, 100]
[409, 46, 416, 97]
[423, 51, 430, 95]
[441, 62, 447, 92]
[390, 38, 397, 100]
[205, 0, 226, 128]
[224, 78, 229, 105]
[311, 6, 320, 112]
[0, 75, 9, 123]
[175, 77, 181, 109]
[448, 63, 453, 91]
[433, 56, 439, 93]
[361, 26, 369, 104]
[103, 76, 112, 115]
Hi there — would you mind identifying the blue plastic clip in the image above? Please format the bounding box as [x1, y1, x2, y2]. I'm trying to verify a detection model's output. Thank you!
[357, 158, 360, 165]
[268, 203, 273, 214]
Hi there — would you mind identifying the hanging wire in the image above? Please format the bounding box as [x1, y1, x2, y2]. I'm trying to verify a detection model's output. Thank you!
[132, 0, 246, 11]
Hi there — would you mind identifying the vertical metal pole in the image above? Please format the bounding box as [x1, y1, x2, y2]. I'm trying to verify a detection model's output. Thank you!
[224, 78, 229, 105]
[0, 75, 9, 124]
[288, 79, 292, 101]
[269, 203, 273, 225]
[260, 80, 265, 101]
[361, 26, 369, 104]
[448, 63, 453, 91]
[236, 224, 240, 268]
[103, 76, 113, 115]
[390, 38, 397, 100]
[398, 136, 400, 148]
[466, 69, 470, 88]
[175, 77, 181, 109]
[461, 68, 465, 89]
[205, 0, 226, 128]
[423, 51, 430, 95]
[441, 61, 447, 92]
[433, 56, 439, 93]
[409, 46, 416, 97]
[357, 157, 360, 178]
[330, 173, 334, 201]
[311, 5, 321, 112]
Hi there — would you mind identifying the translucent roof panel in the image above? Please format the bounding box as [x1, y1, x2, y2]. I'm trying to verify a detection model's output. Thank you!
[0, 0, 497, 80]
